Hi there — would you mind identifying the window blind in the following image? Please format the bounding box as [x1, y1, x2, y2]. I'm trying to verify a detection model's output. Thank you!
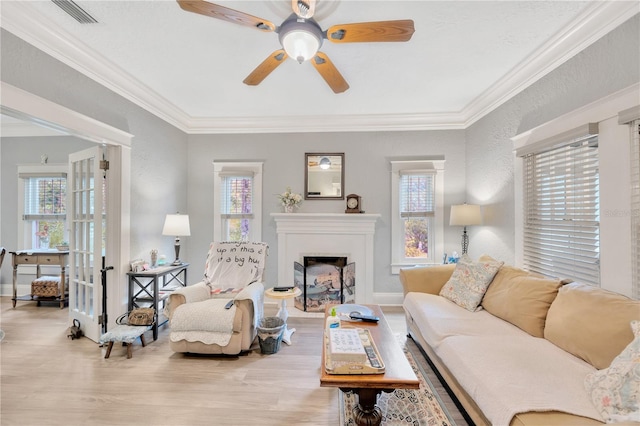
[400, 171, 435, 218]
[220, 174, 254, 219]
[631, 121, 640, 298]
[522, 135, 600, 286]
[22, 175, 67, 220]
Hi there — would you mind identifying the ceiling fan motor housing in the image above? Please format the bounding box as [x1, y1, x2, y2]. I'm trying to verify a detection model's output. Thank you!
[278, 14, 324, 63]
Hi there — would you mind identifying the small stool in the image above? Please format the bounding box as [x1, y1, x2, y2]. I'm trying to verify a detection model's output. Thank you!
[99, 325, 150, 359]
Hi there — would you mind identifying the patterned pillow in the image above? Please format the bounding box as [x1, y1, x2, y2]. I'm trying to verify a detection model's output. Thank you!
[439, 254, 503, 311]
[584, 320, 640, 423]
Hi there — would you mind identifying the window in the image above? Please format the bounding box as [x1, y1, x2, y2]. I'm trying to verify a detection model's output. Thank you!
[391, 160, 445, 273]
[400, 172, 435, 258]
[18, 165, 68, 249]
[213, 162, 263, 242]
[520, 125, 600, 286]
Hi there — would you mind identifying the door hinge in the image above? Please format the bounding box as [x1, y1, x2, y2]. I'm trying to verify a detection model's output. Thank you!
[100, 160, 109, 171]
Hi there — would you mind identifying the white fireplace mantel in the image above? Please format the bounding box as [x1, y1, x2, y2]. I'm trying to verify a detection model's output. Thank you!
[271, 213, 380, 304]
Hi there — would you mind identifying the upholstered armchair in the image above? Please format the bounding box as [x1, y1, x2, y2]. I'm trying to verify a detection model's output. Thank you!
[167, 241, 268, 355]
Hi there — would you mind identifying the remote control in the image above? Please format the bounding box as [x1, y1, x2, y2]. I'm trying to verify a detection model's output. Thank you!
[349, 313, 380, 322]
[272, 286, 294, 292]
[364, 346, 382, 368]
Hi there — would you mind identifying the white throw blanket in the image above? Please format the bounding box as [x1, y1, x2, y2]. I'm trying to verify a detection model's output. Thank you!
[170, 299, 238, 346]
[169, 282, 264, 346]
[435, 335, 604, 425]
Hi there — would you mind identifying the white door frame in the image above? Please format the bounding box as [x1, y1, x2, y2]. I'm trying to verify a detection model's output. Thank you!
[1, 82, 132, 335]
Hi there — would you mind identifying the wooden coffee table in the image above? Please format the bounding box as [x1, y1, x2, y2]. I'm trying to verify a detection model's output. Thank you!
[320, 304, 419, 426]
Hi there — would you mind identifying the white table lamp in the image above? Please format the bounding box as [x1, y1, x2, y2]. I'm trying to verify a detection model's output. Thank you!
[162, 214, 191, 265]
[450, 204, 482, 255]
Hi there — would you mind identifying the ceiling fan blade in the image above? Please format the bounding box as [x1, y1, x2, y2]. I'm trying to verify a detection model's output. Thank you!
[243, 50, 289, 86]
[177, 0, 276, 32]
[291, 0, 316, 19]
[311, 52, 349, 94]
[326, 20, 415, 43]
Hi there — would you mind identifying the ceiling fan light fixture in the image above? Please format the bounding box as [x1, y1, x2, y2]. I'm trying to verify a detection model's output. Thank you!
[282, 30, 320, 63]
[278, 16, 323, 64]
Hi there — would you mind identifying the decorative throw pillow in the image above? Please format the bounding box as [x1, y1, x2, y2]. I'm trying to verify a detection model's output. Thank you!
[584, 320, 640, 423]
[438, 254, 503, 311]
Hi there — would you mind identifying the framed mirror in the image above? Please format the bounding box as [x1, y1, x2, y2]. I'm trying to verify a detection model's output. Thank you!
[305, 153, 344, 200]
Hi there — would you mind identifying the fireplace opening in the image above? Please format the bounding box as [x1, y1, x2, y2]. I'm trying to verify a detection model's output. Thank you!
[294, 256, 355, 312]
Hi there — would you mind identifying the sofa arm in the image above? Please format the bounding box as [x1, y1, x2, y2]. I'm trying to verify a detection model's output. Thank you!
[399, 264, 456, 296]
[167, 281, 210, 319]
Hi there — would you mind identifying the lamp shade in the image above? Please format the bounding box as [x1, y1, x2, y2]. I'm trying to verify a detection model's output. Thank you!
[162, 214, 191, 236]
[449, 204, 482, 226]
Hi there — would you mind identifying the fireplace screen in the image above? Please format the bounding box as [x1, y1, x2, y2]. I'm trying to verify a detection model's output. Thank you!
[294, 256, 355, 312]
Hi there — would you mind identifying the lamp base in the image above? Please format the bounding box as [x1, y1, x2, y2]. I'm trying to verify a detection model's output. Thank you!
[461, 227, 469, 255]
[171, 259, 183, 266]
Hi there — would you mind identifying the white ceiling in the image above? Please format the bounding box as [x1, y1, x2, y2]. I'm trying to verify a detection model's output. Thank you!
[1, 1, 638, 133]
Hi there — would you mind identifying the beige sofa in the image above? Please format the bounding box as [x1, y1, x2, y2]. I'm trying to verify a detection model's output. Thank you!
[400, 261, 639, 426]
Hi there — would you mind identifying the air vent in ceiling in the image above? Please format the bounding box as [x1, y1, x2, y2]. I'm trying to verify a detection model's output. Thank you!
[51, 0, 97, 24]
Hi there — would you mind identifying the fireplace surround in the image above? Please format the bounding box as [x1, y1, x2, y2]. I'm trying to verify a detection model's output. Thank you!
[271, 213, 380, 304]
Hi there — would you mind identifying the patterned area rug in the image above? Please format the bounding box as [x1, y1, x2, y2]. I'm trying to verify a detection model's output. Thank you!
[340, 337, 456, 426]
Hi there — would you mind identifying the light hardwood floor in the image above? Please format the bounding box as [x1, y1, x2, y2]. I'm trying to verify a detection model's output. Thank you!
[0, 298, 468, 425]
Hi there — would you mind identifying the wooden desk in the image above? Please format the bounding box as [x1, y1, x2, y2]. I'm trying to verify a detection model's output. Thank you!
[10, 250, 69, 309]
[127, 263, 188, 340]
[320, 304, 419, 426]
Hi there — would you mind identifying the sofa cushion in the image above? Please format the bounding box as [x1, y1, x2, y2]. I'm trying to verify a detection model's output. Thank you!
[584, 320, 640, 423]
[403, 292, 522, 349]
[439, 255, 503, 311]
[482, 271, 563, 338]
[399, 264, 456, 296]
[544, 283, 640, 369]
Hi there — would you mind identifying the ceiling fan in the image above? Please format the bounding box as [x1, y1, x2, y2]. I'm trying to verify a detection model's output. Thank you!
[176, 0, 415, 93]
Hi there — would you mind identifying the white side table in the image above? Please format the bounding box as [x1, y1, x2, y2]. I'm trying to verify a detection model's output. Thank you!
[265, 287, 302, 345]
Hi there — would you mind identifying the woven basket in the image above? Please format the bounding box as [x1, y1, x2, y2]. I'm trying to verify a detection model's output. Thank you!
[31, 276, 61, 298]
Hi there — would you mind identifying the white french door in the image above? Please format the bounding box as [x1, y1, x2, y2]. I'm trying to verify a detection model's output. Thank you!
[68, 146, 105, 342]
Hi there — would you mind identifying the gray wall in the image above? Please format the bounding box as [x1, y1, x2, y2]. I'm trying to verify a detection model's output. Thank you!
[0, 29, 189, 289]
[1, 13, 639, 297]
[187, 130, 467, 293]
[465, 14, 640, 266]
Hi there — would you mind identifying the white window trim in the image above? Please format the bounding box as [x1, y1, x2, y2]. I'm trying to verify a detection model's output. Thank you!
[512, 83, 638, 297]
[17, 163, 68, 250]
[212, 161, 263, 242]
[390, 159, 445, 274]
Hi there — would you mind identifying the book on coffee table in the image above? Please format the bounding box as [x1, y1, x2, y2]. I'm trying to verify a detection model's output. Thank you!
[325, 328, 385, 375]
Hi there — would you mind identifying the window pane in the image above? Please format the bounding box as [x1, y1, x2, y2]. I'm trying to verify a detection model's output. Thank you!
[225, 218, 250, 242]
[222, 176, 253, 215]
[25, 177, 66, 215]
[400, 173, 434, 215]
[523, 135, 600, 285]
[404, 218, 429, 258]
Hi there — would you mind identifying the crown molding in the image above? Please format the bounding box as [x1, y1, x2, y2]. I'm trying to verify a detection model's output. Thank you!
[0, 1, 190, 132]
[1, 1, 637, 134]
[462, 1, 640, 127]
[183, 111, 466, 134]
